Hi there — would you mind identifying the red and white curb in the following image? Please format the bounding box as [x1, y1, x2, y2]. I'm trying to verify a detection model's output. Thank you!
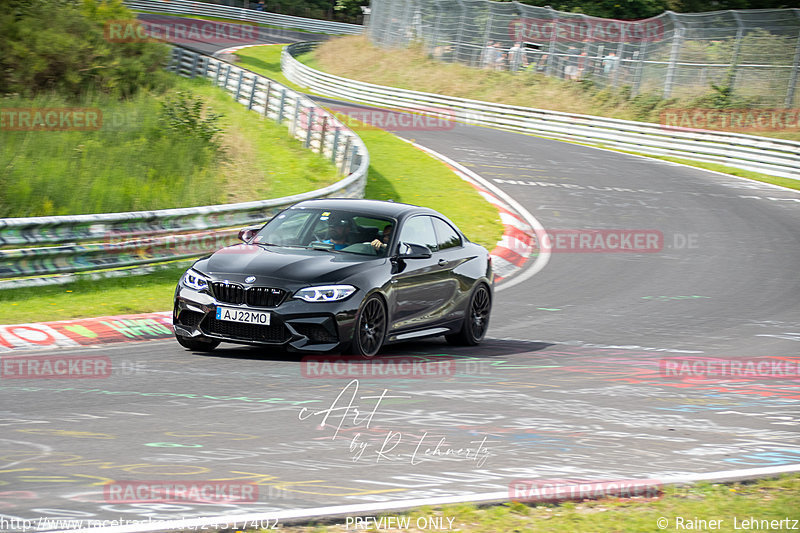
[0, 312, 173, 353]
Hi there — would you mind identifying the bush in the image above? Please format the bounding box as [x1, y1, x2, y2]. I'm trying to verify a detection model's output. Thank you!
[0, 0, 170, 99]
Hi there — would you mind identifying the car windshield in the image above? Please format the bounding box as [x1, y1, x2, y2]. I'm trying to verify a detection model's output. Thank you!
[253, 208, 395, 257]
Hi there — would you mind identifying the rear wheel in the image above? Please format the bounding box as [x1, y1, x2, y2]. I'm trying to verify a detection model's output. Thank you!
[175, 334, 220, 352]
[352, 295, 387, 358]
[446, 284, 491, 346]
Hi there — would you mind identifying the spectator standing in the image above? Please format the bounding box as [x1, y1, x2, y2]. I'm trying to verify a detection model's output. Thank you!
[508, 41, 528, 72]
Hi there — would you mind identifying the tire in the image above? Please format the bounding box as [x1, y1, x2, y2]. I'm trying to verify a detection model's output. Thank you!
[175, 334, 221, 352]
[446, 284, 491, 346]
[352, 295, 387, 358]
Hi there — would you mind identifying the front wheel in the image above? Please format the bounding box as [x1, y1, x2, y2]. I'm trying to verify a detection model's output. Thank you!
[175, 334, 221, 352]
[446, 284, 491, 346]
[352, 295, 387, 358]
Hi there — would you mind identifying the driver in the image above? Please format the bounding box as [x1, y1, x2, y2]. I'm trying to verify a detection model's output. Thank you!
[325, 218, 351, 250]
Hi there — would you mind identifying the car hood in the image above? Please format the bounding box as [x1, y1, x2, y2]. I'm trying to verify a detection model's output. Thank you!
[196, 244, 383, 284]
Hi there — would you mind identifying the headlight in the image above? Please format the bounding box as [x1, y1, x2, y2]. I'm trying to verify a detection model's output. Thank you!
[294, 285, 356, 302]
[181, 269, 210, 291]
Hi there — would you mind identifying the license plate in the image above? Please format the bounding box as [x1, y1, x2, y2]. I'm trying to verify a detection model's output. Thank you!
[215, 306, 271, 325]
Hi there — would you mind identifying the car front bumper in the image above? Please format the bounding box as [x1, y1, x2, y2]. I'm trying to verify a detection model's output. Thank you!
[173, 285, 361, 352]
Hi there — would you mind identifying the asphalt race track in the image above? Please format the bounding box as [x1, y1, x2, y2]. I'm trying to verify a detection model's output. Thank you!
[1, 16, 799, 531]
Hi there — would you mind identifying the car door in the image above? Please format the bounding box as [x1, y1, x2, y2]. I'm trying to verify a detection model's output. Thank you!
[389, 215, 456, 331]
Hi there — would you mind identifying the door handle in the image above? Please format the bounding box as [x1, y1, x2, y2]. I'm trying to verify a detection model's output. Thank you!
[438, 258, 448, 266]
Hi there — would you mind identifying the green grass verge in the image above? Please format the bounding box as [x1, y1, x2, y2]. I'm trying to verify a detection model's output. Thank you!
[271, 475, 800, 532]
[0, 75, 337, 216]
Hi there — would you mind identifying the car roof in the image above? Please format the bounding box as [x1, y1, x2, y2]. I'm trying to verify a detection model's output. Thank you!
[290, 198, 440, 220]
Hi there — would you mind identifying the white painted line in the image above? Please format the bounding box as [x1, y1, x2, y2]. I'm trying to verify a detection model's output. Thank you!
[49, 464, 800, 533]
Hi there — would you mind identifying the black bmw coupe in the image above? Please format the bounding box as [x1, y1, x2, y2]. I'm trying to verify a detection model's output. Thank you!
[173, 198, 493, 357]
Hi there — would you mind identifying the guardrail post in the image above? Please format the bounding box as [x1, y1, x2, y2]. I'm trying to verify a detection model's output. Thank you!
[173, 47, 184, 75]
[340, 136, 353, 175]
[277, 89, 287, 124]
[223, 64, 232, 92]
[291, 99, 301, 137]
[350, 147, 360, 174]
[263, 80, 272, 117]
[201, 56, 210, 79]
[189, 52, 199, 78]
[235, 70, 244, 101]
[247, 76, 257, 110]
[786, 29, 800, 108]
[304, 108, 315, 148]
[330, 128, 341, 164]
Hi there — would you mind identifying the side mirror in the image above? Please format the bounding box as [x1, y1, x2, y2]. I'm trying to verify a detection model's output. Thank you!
[398, 242, 432, 259]
[238, 227, 257, 243]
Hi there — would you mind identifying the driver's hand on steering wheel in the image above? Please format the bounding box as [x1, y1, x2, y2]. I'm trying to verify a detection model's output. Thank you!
[370, 239, 385, 250]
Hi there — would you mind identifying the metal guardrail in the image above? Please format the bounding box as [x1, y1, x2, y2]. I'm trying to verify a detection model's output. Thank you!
[282, 42, 800, 181]
[0, 47, 369, 287]
[125, 0, 362, 35]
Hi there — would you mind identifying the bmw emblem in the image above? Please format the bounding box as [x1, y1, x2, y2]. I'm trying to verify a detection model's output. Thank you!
[244, 276, 256, 284]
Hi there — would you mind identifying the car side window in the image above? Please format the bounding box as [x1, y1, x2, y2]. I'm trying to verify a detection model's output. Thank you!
[398, 216, 438, 252]
[432, 217, 462, 250]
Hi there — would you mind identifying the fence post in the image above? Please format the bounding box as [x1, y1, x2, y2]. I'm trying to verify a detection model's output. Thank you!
[454, 0, 467, 63]
[787, 29, 800, 108]
[663, 12, 683, 99]
[729, 12, 744, 95]
[319, 116, 328, 155]
[277, 88, 287, 124]
[330, 128, 341, 164]
[305, 108, 315, 148]
[545, 8, 559, 77]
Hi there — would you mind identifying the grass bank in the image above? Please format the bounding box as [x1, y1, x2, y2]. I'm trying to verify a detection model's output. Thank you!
[0, 76, 337, 217]
[272, 474, 800, 532]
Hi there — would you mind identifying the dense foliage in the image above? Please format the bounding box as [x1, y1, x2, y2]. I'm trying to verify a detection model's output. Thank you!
[0, 0, 170, 98]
